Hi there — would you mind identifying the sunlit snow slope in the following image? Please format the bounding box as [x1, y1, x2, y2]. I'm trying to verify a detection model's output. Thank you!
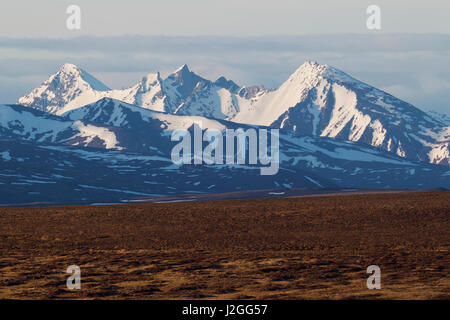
[18, 62, 450, 165]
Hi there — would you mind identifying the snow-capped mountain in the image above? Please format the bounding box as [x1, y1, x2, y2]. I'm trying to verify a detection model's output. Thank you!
[18, 63, 239, 117]
[0, 100, 231, 156]
[18, 63, 110, 115]
[62, 97, 226, 132]
[2, 97, 450, 205]
[18, 62, 450, 166]
[0, 104, 122, 149]
[59, 98, 449, 186]
[231, 62, 449, 165]
[105, 64, 211, 114]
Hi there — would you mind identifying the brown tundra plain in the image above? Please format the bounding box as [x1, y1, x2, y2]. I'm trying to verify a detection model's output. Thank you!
[0, 192, 449, 300]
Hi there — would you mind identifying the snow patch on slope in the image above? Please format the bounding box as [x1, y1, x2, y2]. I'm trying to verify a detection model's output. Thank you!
[71, 121, 122, 150]
[321, 84, 358, 138]
[0, 151, 11, 161]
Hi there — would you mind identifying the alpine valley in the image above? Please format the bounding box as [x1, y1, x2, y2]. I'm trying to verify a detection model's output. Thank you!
[1, 62, 449, 205]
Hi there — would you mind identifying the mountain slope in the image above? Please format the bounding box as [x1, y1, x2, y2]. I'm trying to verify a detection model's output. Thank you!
[53, 97, 450, 190]
[231, 61, 449, 165]
[2, 96, 450, 205]
[106, 72, 167, 113]
[1, 129, 449, 206]
[19, 63, 232, 115]
[17, 62, 450, 165]
[18, 63, 110, 115]
[0, 104, 122, 149]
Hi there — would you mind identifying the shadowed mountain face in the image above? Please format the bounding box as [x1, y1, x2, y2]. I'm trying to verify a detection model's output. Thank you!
[166, 64, 208, 100]
[1, 62, 449, 205]
[1, 97, 450, 205]
[17, 62, 450, 166]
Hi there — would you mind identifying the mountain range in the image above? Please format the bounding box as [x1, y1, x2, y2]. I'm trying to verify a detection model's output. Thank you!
[1, 62, 449, 205]
[19, 62, 450, 166]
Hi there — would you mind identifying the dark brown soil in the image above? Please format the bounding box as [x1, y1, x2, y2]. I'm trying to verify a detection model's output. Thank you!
[0, 192, 449, 299]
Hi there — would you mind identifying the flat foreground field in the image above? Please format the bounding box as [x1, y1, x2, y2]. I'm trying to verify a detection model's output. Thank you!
[0, 192, 449, 299]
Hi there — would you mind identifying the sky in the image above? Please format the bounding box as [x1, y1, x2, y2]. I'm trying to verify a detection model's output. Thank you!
[1, 0, 450, 37]
[0, 0, 449, 115]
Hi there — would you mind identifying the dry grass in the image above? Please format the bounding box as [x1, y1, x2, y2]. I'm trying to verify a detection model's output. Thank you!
[0, 192, 449, 299]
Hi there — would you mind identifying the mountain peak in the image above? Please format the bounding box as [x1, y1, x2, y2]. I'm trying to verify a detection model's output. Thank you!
[141, 72, 161, 86]
[281, 61, 329, 90]
[17, 63, 110, 114]
[53, 63, 110, 92]
[58, 63, 82, 75]
[288, 61, 366, 89]
[173, 64, 190, 74]
[214, 76, 240, 93]
[166, 64, 209, 100]
[94, 97, 116, 104]
[167, 64, 195, 82]
[291, 61, 327, 78]
[301, 60, 321, 68]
